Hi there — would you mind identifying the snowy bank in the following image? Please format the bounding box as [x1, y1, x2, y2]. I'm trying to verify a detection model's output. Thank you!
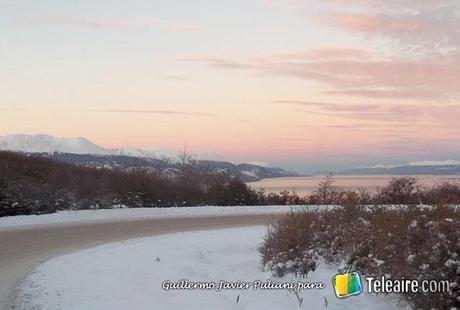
[0, 205, 322, 230]
[16, 227, 404, 310]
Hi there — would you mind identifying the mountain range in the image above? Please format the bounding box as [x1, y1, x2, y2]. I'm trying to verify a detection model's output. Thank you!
[0, 134, 223, 160]
[333, 160, 460, 175]
[0, 134, 299, 182]
[2, 134, 459, 178]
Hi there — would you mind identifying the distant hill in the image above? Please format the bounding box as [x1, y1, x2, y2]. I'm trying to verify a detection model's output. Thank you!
[0, 134, 299, 182]
[196, 160, 299, 181]
[33, 153, 298, 182]
[333, 161, 460, 175]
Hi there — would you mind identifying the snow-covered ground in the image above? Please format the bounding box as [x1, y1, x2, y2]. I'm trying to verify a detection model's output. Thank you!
[16, 227, 404, 310]
[0, 205, 321, 230]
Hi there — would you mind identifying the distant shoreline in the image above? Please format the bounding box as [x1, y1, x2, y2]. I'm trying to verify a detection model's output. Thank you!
[247, 175, 460, 195]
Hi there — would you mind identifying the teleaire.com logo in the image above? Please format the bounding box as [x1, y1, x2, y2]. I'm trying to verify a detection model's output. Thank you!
[332, 268, 450, 299]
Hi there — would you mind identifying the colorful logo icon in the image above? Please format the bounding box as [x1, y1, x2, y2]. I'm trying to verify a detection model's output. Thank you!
[332, 271, 362, 298]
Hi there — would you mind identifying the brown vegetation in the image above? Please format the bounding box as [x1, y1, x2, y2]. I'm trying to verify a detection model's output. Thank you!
[0, 151, 265, 216]
[307, 174, 460, 206]
[2, 151, 460, 217]
[260, 205, 460, 309]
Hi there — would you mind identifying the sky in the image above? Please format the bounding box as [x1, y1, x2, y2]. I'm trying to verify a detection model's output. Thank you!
[1, 0, 459, 172]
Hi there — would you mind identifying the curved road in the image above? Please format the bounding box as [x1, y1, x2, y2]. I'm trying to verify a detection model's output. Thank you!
[0, 214, 281, 309]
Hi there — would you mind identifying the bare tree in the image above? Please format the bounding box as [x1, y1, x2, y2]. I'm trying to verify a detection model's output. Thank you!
[310, 173, 344, 204]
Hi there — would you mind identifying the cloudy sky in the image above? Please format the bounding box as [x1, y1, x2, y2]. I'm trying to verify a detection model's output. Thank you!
[1, 0, 459, 172]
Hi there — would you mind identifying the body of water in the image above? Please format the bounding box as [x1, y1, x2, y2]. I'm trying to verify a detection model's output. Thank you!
[247, 175, 460, 196]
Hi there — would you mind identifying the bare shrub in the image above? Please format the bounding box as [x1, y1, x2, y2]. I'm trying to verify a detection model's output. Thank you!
[374, 177, 418, 204]
[309, 174, 345, 204]
[424, 181, 460, 205]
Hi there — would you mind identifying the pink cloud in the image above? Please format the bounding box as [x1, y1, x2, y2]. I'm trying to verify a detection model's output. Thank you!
[318, 13, 423, 33]
[250, 47, 372, 61]
[320, 89, 442, 99]
[180, 50, 460, 100]
[331, 0, 446, 9]
[275, 99, 460, 123]
[318, 0, 459, 54]
[179, 1, 459, 104]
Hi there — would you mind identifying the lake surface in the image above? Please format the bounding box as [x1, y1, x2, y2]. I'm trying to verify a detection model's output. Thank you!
[247, 175, 460, 196]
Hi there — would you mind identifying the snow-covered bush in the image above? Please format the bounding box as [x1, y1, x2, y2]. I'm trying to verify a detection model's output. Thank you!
[260, 205, 460, 309]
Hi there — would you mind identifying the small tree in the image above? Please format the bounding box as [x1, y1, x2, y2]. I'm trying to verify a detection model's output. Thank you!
[309, 174, 344, 204]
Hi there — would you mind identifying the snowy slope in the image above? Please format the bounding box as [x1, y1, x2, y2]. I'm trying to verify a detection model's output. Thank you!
[407, 160, 460, 166]
[111, 146, 178, 159]
[16, 227, 405, 310]
[338, 160, 460, 175]
[0, 134, 109, 155]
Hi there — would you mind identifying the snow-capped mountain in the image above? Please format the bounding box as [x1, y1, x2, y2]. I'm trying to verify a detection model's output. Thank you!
[359, 160, 460, 169]
[0, 134, 109, 155]
[112, 147, 223, 161]
[0, 134, 220, 161]
[111, 147, 179, 160]
[406, 160, 460, 167]
[0, 134, 299, 181]
[337, 160, 460, 175]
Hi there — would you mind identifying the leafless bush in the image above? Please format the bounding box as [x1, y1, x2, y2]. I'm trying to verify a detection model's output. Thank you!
[308, 173, 345, 204]
[374, 177, 418, 204]
[424, 181, 460, 205]
[307, 175, 460, 206]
